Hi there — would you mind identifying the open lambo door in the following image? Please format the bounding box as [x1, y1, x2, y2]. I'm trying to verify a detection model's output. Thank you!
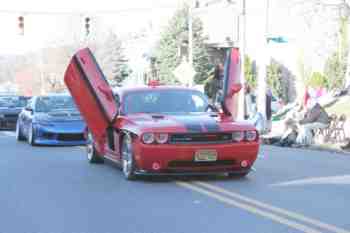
[221, 48, 242, 119]
[64, 48, 118, 140]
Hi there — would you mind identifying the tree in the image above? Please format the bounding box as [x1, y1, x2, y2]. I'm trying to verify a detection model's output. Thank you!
[324, 16, 349, 90]
[244, 55, 257, 89]
[155, 4, 212, 84]
[94, 31, 130, 87]
[308, 72, 328, 88]
[267, 59, 296, 103]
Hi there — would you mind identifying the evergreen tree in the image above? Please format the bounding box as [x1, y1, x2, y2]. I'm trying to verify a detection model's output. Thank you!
[155, 4, 212, 84]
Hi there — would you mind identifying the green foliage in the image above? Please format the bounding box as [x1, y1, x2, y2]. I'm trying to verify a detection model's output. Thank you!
[267, 59, 283, 99]
[307, 72, 328, 88]
[244, 55, 257, 88]
[155, 4, 212, 84]
[324, 16, 349, 90]
[267, 59, 296, 103]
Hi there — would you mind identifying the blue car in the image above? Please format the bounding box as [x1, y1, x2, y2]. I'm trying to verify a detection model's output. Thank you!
[0, 95, 29, 130]
[16, 94, 87, 146]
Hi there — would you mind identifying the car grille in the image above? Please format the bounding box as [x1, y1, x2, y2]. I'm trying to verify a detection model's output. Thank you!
[57, 133, 84, 141]
[4, 114, 18, 119]
[168, 160, 235, 168]
[169, 133, 232, 144]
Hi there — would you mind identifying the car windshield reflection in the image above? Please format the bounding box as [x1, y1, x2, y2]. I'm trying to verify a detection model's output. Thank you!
[123, 90, 209, 115]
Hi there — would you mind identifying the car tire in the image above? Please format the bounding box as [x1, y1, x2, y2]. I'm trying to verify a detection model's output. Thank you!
[16, 120, 25, 141]
[86, 131, 104, 164]
[27, 123, 37, 146]
[121, 134, 136, 180]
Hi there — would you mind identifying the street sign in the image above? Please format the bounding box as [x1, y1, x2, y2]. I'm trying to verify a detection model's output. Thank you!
[172, 58, 196, 86]
[267, 36, 288, 43]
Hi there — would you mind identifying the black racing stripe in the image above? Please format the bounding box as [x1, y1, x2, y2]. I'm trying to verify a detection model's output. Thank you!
[173, 116, 220, 133]
[172, 116, 203, 133]
[203, 121, 220, 132]
[185, 123, 203, 133]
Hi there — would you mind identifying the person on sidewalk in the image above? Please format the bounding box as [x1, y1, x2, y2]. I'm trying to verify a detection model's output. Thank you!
[296, 99, 329, 146]
[244, 84, 254, 119]
[265, 88, 273, 132]
[204, 63, 224, 105]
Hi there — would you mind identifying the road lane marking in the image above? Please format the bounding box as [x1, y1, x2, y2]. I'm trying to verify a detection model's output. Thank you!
[193, 181, 350, 233]
[176, 181, 323, 233]
[271, 175, 350, 186]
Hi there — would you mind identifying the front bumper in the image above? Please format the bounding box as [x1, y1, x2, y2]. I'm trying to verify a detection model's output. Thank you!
[0, 118, 17, 130]
[34, 123, 87, 146]
[133, 140, 259, 174]
[134, 168, 252, 176]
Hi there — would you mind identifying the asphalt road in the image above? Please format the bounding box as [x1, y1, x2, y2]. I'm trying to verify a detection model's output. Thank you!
[0, 130, 349, 233]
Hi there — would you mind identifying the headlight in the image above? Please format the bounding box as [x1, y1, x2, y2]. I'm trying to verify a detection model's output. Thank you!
[155, 133, 169, 144]
[232, 131, 244, 142]
[0, 114, 4, 118]
[142, 133, 155, 144]
[245, 130, 257, 141]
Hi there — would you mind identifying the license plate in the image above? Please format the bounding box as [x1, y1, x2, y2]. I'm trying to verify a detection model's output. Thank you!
[194, 150, 218, 162]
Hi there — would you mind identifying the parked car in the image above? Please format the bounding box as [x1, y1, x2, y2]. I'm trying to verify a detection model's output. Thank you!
[16, 94, 87, 146]
[64, 48, 259, 180]
[0, 95, 29, 130]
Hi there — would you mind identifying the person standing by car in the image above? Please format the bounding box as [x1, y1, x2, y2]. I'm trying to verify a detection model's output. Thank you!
[244, 84, 254, 119]
[204, 63, 224, 105]
[265, 88, 273, 132]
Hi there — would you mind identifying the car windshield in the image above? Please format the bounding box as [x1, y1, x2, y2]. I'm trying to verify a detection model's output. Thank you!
[36, 96, 77, 112]
[123, 89, 209, 114]
[0, 96, 28, 108]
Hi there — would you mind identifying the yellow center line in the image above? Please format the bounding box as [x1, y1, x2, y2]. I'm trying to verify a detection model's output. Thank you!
[194, 181, 350, 233]
[176, 181, 323, 233]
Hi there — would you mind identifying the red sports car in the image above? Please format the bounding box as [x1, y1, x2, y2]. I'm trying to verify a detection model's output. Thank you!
[64, 48, 259, 180]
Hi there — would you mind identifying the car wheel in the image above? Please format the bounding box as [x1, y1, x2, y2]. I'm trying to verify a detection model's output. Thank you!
[121, 135, 136, 180]
[15, 120, 25, 141]
[27, 123, 37, 146]
[86, 131, 104, 164]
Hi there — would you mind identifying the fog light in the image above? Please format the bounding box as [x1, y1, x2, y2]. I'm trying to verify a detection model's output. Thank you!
[240, 160, 249, 168]
[152, 162, 161, 170]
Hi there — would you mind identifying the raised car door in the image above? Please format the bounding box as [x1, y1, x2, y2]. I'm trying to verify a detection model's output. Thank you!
[221, 48, 242, 119]
[64, 48, 118, 140]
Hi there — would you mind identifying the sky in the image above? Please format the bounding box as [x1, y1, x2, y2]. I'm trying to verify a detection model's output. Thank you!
[0, 0, 341, 75]
[0, 0, 182, 54]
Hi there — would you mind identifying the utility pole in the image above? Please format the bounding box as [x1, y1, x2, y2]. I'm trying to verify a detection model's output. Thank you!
[188, 0, 194, 87]
[237, 0, 246, 120]
[257, 0, 270, 121]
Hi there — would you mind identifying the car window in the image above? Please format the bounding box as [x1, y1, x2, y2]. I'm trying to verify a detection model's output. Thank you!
[123, 90, 209, 114]
[35, 96, 77, 113]
[0, 96, 28, 108]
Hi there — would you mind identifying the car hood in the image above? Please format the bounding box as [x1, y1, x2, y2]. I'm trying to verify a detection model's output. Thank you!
[121, 113, 256, 134]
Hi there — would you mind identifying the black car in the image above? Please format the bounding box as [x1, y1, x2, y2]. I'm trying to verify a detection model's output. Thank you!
[0, 96, 30, 130]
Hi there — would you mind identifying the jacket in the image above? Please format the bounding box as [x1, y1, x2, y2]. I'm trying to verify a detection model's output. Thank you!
[299, 103, 329, 125]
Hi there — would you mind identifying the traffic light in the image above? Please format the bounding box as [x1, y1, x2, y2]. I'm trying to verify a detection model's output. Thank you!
[85, 17, 90, 36]
[18, 16, 24, 35]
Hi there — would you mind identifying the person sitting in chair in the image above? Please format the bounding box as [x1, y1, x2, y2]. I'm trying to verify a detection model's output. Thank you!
[296, 99, 329, 146]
